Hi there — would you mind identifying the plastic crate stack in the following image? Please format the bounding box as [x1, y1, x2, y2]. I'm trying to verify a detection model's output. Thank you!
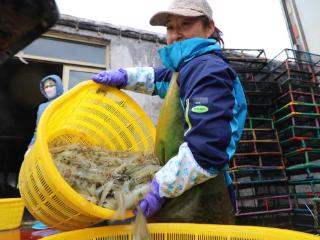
[224, 49, 273, 119]
[269, 49, 320, 233]
[224, 49, 292, 228]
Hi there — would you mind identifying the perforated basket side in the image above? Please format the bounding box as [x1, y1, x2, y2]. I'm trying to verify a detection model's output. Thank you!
[0, 198, 24, 230]
[45, 83, 155, 152]
[41, 223, 320, 240]
[19, 81, 156, 230]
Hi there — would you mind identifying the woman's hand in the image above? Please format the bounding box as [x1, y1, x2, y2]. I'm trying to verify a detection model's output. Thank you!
[137, 178, 166, 218]
[92, 68, 128, 88]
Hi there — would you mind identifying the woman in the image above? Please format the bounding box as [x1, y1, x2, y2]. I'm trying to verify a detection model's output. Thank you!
[28, 75, 64, 148]
[93, 0, 247, 223]
[26, 74, 64, 230]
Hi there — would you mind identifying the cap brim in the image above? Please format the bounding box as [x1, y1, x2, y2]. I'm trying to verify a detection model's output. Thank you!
[150, 9, 205, 26]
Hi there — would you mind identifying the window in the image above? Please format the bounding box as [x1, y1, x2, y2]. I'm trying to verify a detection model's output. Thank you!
[23, 37, 107, 67]
[63, 66, 102, 90]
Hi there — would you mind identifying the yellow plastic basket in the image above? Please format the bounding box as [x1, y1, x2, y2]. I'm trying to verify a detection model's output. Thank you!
[18, 81, 155, 230]
[0, 229, 20, 240]
[0, 198, 24, 230]
[41, 223, 320, 240]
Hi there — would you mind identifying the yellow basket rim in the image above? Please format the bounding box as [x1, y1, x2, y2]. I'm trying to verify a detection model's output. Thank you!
[41, 223, 320, 240]
[35, 80, 156, 219]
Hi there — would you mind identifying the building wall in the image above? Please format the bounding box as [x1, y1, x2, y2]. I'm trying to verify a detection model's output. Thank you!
[106, 31, 164, 125]
[108, 33, 163, 69]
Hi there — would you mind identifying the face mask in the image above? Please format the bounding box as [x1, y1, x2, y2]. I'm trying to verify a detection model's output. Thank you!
[44, 84, 57, 99]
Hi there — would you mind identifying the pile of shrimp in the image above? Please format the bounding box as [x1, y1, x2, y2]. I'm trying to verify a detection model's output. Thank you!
[49, 143, 160, 210]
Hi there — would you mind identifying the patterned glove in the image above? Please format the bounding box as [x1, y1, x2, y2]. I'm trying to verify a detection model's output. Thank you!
[92, 68, 128, 88]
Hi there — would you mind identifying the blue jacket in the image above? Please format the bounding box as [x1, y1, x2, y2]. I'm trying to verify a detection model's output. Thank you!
[29, 75, 64, 146]
[153, 38, 247, 174]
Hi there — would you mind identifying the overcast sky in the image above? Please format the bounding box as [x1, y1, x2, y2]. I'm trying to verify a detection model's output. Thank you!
[54, 0, 292, 59]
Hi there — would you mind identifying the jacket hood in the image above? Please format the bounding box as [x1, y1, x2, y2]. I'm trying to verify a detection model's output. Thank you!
[40, 74, 64, 100]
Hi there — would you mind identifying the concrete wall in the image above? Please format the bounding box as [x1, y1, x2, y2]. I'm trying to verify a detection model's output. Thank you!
[108, 33, 163, 69]
[107, 34, 164, 125]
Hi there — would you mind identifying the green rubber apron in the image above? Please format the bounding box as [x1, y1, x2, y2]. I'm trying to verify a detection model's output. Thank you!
[152, 72, 235, 224]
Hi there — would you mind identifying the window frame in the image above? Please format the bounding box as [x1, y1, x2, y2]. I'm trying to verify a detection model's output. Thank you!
[16, 33, 110, 69]
[62, 65, 103, 91]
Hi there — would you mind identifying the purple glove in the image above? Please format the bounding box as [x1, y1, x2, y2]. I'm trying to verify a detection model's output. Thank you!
[137, 178, 166, 218]
[92, 68, 128, 88]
